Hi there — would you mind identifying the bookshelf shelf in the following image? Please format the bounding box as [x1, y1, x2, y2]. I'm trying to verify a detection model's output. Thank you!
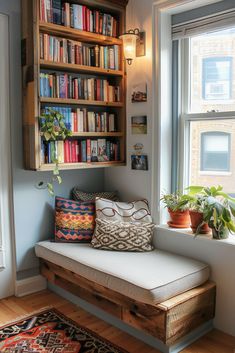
[40, 60, 124, 77]
[39, 22, 123, 46]
[39, 161, 126, 171]
[22, 0, 126, 170]
[71, 132, 124, 137]
[40, 97, 124, 107]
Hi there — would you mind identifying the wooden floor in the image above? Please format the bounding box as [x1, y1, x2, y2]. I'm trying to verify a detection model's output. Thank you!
[0, 290, 234, 353]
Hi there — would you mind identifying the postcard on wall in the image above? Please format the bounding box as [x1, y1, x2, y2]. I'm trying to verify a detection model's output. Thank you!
[131, 83, 147, 103]
[131, 154, 148, 171]
[131, 115, 147, 134]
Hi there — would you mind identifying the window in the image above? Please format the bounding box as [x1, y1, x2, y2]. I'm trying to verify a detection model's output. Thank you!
[200, 132, 230, 172]
[190, 28, 235, 113]
[202, 57, 232, 101]
[178, 26, 235, 194]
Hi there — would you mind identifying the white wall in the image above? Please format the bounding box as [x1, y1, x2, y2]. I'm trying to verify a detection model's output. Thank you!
[105, 0, 154, 203]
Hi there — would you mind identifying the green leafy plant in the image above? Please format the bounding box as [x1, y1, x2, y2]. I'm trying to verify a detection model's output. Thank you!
[38, 108, 72, 195]
[187, 185, 235, 238]
[39, 107, 72, 141]
[161, 191, 191, 211]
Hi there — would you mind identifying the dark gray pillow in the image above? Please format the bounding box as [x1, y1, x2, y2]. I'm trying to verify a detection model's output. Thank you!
[72, 188, 118, 202]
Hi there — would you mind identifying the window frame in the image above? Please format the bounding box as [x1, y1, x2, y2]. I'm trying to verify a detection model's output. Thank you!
[178, 36, 235, 191]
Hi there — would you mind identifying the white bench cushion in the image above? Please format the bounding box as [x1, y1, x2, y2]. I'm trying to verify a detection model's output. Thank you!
[35, 240, 210, 305]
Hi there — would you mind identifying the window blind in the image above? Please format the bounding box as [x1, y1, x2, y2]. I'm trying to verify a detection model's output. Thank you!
[172, 8, 235, 39]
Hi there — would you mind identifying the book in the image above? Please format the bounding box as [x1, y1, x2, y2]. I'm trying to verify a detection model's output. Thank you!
[86, 139, 91, 162]
[91, 140, 98, 162]
[52, 0, 62, 25]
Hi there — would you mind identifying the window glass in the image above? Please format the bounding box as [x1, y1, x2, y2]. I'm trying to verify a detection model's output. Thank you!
[189, 120, 235, 194]
[190, 27, 235, 113]
[201, 132, 230, 171]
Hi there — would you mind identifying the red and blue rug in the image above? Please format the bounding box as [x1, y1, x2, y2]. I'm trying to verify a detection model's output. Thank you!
[0, 308, 128, 352]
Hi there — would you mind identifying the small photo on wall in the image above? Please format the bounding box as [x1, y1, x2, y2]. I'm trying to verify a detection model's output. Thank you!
[131, 154, 148, 171]
[131, 83, 147, 103]
[131, 115, 147, 134]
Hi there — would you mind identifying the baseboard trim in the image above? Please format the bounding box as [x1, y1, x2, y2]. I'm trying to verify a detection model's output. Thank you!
[15, 275, 47, 297]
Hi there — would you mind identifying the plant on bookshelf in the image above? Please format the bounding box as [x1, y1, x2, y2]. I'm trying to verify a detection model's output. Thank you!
[39, 108, 72, 194]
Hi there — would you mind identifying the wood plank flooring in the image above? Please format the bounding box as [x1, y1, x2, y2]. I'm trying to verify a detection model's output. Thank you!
[0, 290, 234, 353]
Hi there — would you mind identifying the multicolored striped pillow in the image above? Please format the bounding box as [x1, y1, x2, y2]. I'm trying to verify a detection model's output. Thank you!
[55, 197, 95, 243]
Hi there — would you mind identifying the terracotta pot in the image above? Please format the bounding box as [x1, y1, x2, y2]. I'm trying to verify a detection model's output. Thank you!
[167, 209, 190, 228]
[189, 210, 211, 234]
[212, 227, 229, 240]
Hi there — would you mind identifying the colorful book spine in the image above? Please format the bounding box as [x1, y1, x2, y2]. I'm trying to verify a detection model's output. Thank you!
[40, 1, 118, 38]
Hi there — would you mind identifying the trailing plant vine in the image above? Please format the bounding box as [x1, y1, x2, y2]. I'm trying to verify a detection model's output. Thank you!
[37, 108, 72, 195]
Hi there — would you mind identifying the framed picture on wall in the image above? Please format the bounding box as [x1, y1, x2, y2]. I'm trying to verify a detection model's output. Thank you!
[131, 154, 148, 170]
[131, 83, 147, 103]
[131, 115, 147, 134]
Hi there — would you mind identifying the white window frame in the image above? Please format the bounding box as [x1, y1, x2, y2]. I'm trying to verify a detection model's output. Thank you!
[151, 0, 223, 224]
[178, 35, 235, 191]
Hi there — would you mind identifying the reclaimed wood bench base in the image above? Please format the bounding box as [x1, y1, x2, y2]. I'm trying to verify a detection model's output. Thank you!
[40, 258, 216, 347]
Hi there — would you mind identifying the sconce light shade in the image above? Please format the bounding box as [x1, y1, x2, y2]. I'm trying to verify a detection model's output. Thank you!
[120, 29, 139, 65]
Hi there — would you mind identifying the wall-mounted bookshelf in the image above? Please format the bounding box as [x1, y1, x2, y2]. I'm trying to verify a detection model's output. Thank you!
[21, 0, 127, 171]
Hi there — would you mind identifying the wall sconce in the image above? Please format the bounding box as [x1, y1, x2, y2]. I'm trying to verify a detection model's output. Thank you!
[120, 28, 145, 65]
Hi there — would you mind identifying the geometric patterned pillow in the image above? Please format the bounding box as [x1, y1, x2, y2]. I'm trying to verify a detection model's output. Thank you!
[55, 196, 95, 243]
[91, 219, 155, 252]
[72, 189, 118, 202]
[95, 198, 152, 223]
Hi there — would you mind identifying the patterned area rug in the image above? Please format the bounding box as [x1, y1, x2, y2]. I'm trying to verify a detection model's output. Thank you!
[0, 308, 128, 353]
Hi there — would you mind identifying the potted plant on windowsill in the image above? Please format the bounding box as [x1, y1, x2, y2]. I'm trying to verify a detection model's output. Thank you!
[187, 195, 211, 234]
[187, 185, 235, 239]
[161, 192, 191, 228]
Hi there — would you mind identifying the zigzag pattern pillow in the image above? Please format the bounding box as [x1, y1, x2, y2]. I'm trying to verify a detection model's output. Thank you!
[91, 219, 155, 252]
[55, 197, 95, 243]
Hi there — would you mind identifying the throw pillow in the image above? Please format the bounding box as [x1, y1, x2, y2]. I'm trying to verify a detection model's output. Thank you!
[72, 189, 118, 202]
[55, 196, 95, 243]
[95, 198, 152, 223]
[91, 219, 155, 251]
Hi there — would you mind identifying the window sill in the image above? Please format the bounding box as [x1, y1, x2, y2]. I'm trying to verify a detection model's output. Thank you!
[156, 224, 235, 247]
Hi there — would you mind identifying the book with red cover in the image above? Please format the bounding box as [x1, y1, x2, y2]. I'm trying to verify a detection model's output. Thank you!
[96, 78, 101, 101]
[86, 8, 90, 32]
[64, 140, 69, 163]
[71, 140, 76, 162]
[68, 140, 72, 162]
[82, 6, 87, 31]
[74, 112, 78, 132]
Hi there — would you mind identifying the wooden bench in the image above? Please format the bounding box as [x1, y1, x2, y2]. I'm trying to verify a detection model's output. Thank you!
[40, 258, 216, 346]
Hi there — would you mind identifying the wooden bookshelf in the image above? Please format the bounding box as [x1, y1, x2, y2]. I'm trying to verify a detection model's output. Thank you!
[21, 0, 127, 171]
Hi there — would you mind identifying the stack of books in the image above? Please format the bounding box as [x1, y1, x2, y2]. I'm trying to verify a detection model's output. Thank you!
[39, 1, 118, 37]
[41, 138, 120, 163]
[40, 73, 121, 102]
[40, 33, 120, 70]
[41, 106, 116, 132]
